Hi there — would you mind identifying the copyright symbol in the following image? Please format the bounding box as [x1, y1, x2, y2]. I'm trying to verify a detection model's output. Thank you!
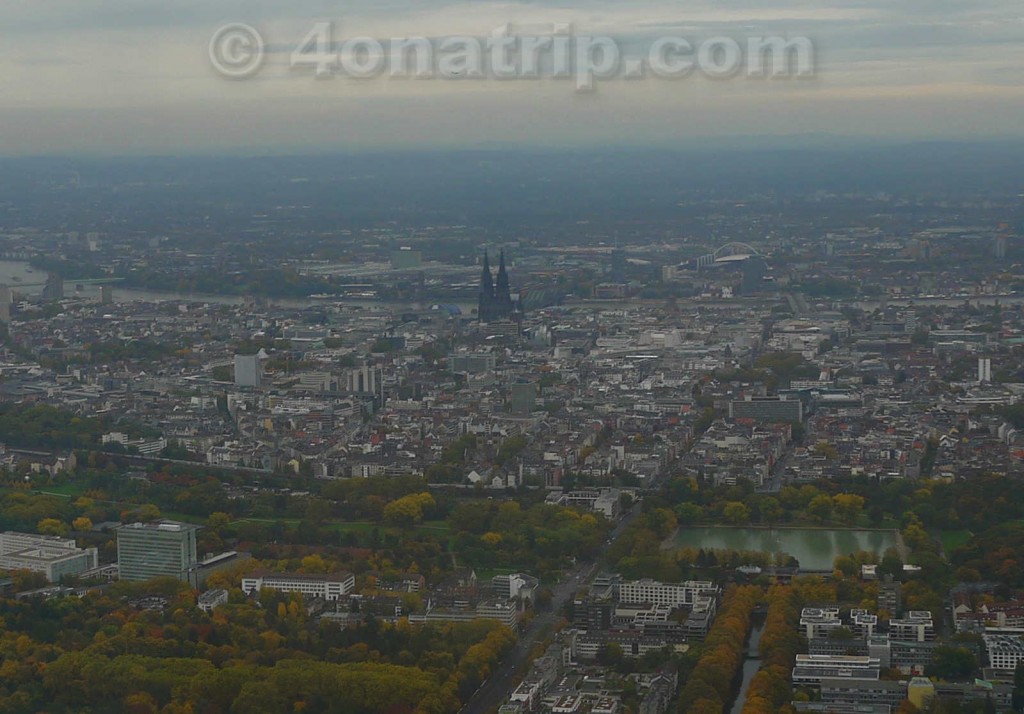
[209, 23, 265, 79]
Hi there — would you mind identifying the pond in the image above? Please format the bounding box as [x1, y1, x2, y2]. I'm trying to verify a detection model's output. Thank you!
[668, 526, 900, 572]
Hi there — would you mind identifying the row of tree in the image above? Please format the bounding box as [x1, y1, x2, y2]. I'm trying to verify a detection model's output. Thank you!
[741, 585, 803, 714]
[677, 584, 761, 714]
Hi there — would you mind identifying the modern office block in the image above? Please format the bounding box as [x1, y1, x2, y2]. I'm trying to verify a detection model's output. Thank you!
[730, 395, 804, 423]
[234, 353, 264, 388]
[0, 531, 98, 582]
[117, 521, 199, 582]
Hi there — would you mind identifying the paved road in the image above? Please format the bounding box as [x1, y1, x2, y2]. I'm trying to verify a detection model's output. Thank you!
[459, 506, 642, 714]
[756, 448, 794, 493]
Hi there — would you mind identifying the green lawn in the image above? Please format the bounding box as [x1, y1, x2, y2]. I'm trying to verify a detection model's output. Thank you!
[939, 530, 972, 556]
[38, 483, 87, 497]
[474, 567, 520, 582]
[238, 518, 453, 540]
[321, 521, 378, 534]
[162, 511, 206, 525]
[418, 520, 452, 532]
[234, 517, 302, 526]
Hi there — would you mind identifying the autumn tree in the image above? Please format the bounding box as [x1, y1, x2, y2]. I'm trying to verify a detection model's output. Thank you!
[832, 494, 865, 525]
[758, 497, 783, 526]
[926, 646, 978, 681]
[678, 585, 761, 714]
[382, 493, 436, 528]
[37, 517, 68, 536]
[807, 495, 833, 523]
[723, 502, 751, 525]
[743, 585, 802, 714]
[72, 516, 93, 532]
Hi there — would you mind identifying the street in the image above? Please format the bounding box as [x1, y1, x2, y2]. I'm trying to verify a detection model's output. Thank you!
[459, 504, 642, 714]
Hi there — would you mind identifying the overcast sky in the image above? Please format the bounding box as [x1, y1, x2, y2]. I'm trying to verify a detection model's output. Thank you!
[1, 0, 1022, 155]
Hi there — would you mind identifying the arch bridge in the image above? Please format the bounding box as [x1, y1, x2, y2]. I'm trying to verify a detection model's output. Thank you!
[694, 242, 763, 269]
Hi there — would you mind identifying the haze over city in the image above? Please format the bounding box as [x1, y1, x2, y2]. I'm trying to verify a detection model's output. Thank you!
[0, 2, 1024, 714]
[2, 0, 1024, 154]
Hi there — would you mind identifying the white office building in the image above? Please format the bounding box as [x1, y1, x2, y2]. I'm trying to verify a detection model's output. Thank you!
[984, 633, 1024, 671]
[241, 571, 356, 601]
[978, 357, 992, 384]
[801, 607, 844, 639]
[792, 654, 881, 685]
[618, 579, 720, 608]
[889, 611, 935, 643]
[0, 531, 99, 582]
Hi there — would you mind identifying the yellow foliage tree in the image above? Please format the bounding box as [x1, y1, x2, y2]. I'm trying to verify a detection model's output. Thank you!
[72, 516, 92, 532]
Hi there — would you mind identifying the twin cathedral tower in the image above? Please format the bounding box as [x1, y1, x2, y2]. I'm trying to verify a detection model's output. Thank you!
[477, 251, 522, 323]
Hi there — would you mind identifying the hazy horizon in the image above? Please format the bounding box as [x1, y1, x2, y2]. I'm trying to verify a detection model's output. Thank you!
[2, 0, 1023, 156]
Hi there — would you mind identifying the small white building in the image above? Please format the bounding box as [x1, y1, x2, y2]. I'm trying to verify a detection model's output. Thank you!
[198, 588, 229, 613]
[241, 571, 355, 601]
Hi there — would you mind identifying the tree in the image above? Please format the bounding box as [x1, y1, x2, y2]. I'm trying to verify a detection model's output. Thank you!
[813, 442, 838, 461]
[675, 503, 704, 525]
[37, 518, 68, 537]
[723, 501, 751, 525]
[926, 646, 978, 682]
[382, 493, 435, 528]
[596, 642, 624, 668]
[807, 495, 833, 523]
[833, 556, 858, 579]
[759, 497, 783, 526]
[135, 504, 162, 523]
[206, 512, 232, 532]
[679, 585, 761, 713]
[833, 494, 865, 525]
[300, 554, 329, 573]
[879, 548, 904, 578]
[72, 516, 93, 532]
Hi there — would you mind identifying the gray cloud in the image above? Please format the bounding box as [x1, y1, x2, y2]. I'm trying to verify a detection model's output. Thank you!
[0, 0, 1021, 154]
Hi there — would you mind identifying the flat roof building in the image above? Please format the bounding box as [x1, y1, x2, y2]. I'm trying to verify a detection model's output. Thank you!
[801, 607, 843, 639]
[618, 579, 720, 609]
[198, 588, 229, 613]
[984, 633, 1024, 672]
[889, 611, 935, 643]
[241, 571, 356, 601]
[729, 395, 803, 424]
[792, 654, 881, 686]
[116, 521, 199, 582]
[0, 531, 98, 582]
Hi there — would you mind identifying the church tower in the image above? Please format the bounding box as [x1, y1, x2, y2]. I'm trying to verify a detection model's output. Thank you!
[495, 250, 514, 314]
[478, 250, 519, 323]
[478, 252, 496, 322]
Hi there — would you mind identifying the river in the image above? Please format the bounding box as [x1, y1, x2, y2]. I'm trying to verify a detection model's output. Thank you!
[0, 260, 481, 311]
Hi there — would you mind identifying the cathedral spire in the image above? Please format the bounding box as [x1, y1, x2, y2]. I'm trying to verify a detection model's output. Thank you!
[479, 250, 518, 323]
[480, 252, 494, 296]
[495, 250, 512, 307]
